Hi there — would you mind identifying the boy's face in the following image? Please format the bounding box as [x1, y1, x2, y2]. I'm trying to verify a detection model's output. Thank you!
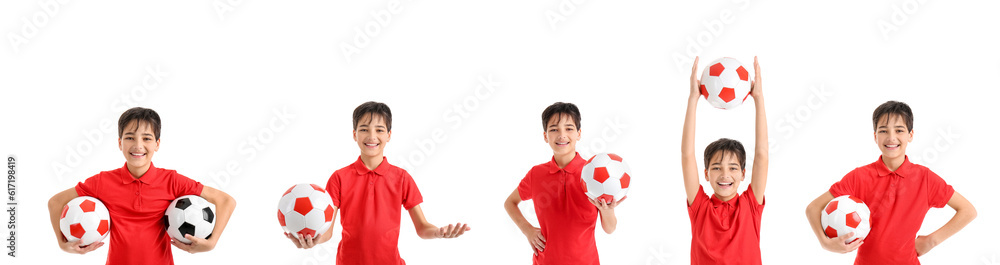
[543, 114, 581, 158]
[353, 113, 391, 158]
[118, 120, 159, 170]
[874, 114, 913, 161]
[704, 151, 745, 201]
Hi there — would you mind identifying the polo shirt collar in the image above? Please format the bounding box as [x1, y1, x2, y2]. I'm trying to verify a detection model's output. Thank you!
[875, 155, 913, 178]
[547, 152, 585, 174]
[709, 192, 737, 207]
[118, 162, 162, 185]
[352, 156, 391, 176]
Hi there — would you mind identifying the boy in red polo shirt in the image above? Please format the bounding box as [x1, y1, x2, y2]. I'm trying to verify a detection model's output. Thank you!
[285, 101, 471, 264]
[805, 100, 977, 264]
[46, 107, 237, 265]
[681, 57, 769, 265]
[503, 102, 625, 265]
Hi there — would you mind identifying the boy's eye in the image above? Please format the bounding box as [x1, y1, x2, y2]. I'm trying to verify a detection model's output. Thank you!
[878, 130, 886, 133]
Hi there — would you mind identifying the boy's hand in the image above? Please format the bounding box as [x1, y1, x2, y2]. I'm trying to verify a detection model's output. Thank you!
[819, 232, 863, 254]
[915, 235, 938, 256]
[59, 239, 104, 254]
[170, 235, 216, 254]
[285, 232, 320, 249]
[689, 56, 702, 99]
[433, 222, 471, 239]
[589, 196, 627, 211]
[524, 227, 545, 256]
[749, 56, 763, 99]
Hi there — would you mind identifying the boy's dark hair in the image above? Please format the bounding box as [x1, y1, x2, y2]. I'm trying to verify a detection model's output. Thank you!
[541, 102, 582, 130]
[872, 100, 913, 132]
[118, 107, 162, 140]
[704, 138, 746, 170]
[353, 101, 393, 131]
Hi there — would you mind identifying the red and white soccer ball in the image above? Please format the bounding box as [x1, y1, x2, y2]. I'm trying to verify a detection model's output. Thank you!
[581, 153, 631, 204]
[277, 183, 335, 239]
[821, 195, 871, 244]
[700, 57, 752, 110]
[59, 196, 110, 246]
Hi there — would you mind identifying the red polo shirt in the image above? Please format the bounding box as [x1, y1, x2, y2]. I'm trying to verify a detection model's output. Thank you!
[687, 185, 764, 265]
[829, 156, 954, 265]
[75, 163, 204, 265]
[326, 156, 423, 265]
[517, 153, 600, 265]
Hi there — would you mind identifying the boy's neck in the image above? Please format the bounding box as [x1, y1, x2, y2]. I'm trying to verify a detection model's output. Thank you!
[127, 164, 150, 179]
[360, 154, 384, 171]
[553, 152, 576, 169]
[881, 155, 905, 171]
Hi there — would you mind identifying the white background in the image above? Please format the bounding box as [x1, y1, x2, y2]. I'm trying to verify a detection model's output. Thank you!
[2, 0, 999, 264]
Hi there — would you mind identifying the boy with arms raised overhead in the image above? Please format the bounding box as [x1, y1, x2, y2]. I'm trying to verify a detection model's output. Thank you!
[681, 57, 768, 265]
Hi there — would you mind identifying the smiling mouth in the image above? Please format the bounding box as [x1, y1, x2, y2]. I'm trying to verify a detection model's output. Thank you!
[885, 144, 899, 149]
[717, 182, 733, 188]
[130, 152, 146, 158]
[365, 143, 379, 148]
[555, 141, 569, 146]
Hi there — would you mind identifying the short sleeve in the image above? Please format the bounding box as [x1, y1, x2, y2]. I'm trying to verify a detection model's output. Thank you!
[687, 186, 708, 217]
[170, 172, 204, 197]
[829, 168, 860, 198]
[75, 173, 104, 198]
[744, 185, 765, 214]
[326, 172, 342, 208]
[517, 170, 532, 201]
[925, 170, 954, 208]
[401, 171, 423, 210]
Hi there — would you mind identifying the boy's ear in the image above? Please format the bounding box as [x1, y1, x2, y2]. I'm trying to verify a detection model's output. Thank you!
[154, 139, 160, 151]
[542, 131, 548, 143]
[908, 129, 914, 142]
[118, 137, 123, 150]
[386, 130, 391, 142]
[704, 169, 709, 182]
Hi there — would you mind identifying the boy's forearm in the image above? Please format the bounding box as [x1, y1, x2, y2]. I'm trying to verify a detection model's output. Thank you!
[504, 201, 534, 235]
[754, 95, 768, 156]
[599, 209, 617, 234]
[930, 195, 976, 246]
[805, 196, 831, 241]
[208, 195, 235, 245]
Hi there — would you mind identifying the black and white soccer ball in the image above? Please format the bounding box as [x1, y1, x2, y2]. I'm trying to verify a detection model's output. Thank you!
[164, 195, 216, 244]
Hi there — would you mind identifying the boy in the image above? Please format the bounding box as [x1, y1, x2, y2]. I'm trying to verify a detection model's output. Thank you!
[285, 101, 471, 264]
[805, 100, 976, 264]
[503, 102, 624, 265]
[47, 107, 237, 264]
[681, 57, 768, 265]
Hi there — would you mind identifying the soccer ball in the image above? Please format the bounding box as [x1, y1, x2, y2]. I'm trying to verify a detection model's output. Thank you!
[277, 184, 335, 239]
[821, 195, 871, 244]
[164, 195, 216, 244]
[59, 196, 110, 246]
[581, 153, 631, 204]
[700, 57, 752, 110]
